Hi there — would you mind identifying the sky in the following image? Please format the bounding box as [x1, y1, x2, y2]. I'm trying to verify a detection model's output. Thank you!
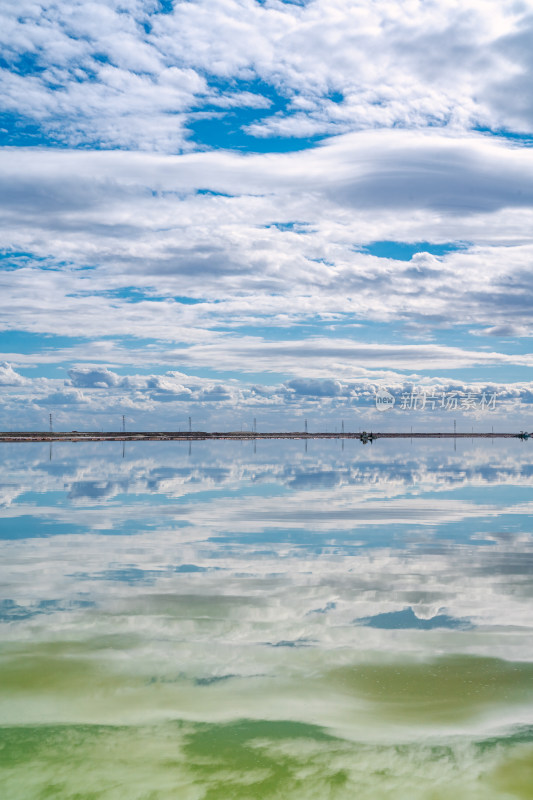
[1, 0, 533, 431]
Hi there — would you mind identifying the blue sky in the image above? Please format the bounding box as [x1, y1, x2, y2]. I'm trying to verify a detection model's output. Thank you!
[1, 0, 533, 430]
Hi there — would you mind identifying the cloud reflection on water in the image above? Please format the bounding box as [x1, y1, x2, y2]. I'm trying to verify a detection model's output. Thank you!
[0, 440, 532, 797]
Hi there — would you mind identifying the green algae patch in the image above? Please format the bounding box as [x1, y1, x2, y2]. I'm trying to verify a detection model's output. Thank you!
[330, 655, 533, 724]
[0, 639, 138, 696]
[487, 743, 533, 799]
[1, 722, 533, 800]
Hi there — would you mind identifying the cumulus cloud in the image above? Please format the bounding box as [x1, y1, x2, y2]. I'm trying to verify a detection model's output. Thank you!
[0, 362, 26, 385]
[68, 367, 121, 388]
[286, 379, 345, 397]
[2, 0, 533, 149]
[39, 388, 86, 405]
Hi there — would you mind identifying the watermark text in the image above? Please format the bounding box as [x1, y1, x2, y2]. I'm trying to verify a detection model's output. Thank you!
[376, 388, 497, 412]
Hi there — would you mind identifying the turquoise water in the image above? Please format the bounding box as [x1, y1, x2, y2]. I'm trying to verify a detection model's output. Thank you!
[0, 439, 532, 798]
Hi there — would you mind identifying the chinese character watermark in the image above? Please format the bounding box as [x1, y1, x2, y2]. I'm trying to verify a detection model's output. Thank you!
[375, 388, 498, 412]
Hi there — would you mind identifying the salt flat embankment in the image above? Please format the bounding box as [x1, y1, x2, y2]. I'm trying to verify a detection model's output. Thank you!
[0, 431, 528, 442]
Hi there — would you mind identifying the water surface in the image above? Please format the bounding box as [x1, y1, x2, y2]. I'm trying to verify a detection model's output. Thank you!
[1, 439, 532, 798]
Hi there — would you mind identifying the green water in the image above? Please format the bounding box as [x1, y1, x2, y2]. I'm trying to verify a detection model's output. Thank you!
[0, 440, 532, 798]
[1, 721, 533, 800]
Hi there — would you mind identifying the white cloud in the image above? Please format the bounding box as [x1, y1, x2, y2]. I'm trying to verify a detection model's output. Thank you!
[40, 388, 87, 405]
[68, 367, 122, 388]
[2, 0, 533, 150]
[0, 361, 26, 385]
[1, 3, 533, 423]
[1, 359, 532, 430]
[1, 131, 533, 348]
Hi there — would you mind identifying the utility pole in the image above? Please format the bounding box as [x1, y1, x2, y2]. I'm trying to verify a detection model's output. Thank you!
[49, 413, 53, 433]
